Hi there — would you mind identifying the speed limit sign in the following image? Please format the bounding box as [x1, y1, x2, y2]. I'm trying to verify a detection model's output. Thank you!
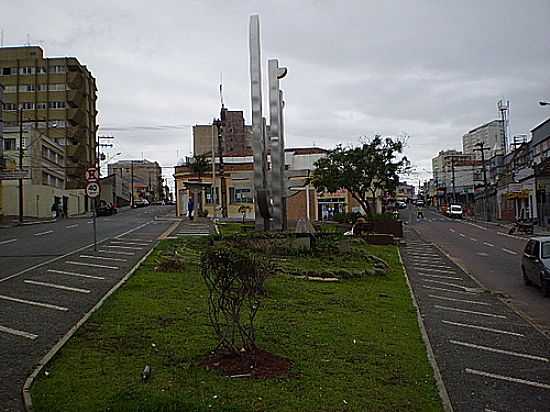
[86, 182, 100, 198]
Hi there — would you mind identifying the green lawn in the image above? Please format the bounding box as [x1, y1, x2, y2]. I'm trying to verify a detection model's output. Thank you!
[31, 236, 442, 412]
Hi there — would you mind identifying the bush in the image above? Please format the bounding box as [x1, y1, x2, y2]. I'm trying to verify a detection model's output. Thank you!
[200, 245, 276, 354]
[332, 212, 363, 224]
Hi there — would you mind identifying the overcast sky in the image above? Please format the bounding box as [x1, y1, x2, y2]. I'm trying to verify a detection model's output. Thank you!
[3, 0, 550, 187]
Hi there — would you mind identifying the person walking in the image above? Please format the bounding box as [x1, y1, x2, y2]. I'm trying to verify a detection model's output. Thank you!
[187, 197, 194, 221]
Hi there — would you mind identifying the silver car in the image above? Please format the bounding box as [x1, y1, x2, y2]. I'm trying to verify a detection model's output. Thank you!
[521, 237, 550, 296]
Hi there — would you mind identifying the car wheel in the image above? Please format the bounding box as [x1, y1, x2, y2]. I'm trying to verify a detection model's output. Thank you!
[522, 267, 531, 286]
[541, 275, 550, 297]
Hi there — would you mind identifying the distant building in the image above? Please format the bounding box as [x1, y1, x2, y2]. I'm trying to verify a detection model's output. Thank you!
[432, 150, 479, 208]
[99, 174, 131, 207]
[0, 84, 4, 216]
[193, 109, 252, 157]
[395, 182, 415, 201]
[108, 159, 163, 202]
[463, 120, 505, 160]
[0, 46, 98, 190]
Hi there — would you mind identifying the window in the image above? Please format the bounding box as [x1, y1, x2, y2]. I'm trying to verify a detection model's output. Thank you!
[49, 65, 65, 74]
[230, 187, 253, 204]
[3, 85, 17, 93]
[19, 67, 35, 75]
[4, 139, 16, 151]
[3, 103, 17, 111]
[21, 102, 34, 110]
[35, 102, 47, 109]
[48, 84, 65, 91]
[37, 84, 48, 91]
[19, 84, 35, 92]
[1, 67, 12, 75]
[48, 101, 66, 109]
[37, 67, 47, 74]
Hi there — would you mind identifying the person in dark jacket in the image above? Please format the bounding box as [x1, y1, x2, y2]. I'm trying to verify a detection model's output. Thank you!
[187, 197, 194, 220]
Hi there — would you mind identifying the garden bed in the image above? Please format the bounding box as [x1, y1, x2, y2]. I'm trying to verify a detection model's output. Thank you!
[31, 233, 442, 412]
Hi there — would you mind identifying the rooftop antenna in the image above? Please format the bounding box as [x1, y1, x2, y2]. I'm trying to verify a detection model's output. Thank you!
[497, 99, 510, 154]
[1, 29, 4, 47]
[219, 72, 225, 109]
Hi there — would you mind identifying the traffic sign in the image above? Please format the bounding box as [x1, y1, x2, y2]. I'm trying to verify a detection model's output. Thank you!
[86, 182, 100, 198]
[86, 167, 98, 182]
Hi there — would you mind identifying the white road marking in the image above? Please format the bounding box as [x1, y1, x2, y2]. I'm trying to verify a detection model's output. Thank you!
[109, 241, 150, 246]
[458, 233, 466, 238]
[435, 305, 506, 318]
[413, 263, 454, 269]
[79, 254, 127, 262]
[0, 238, 17, 245]
[115, 238, 153, 243]
[65, 224, 78, 229]
[502, 248, 518, 255]
[463, 221, 488, 231]
[407, 253, 440, 258]
[0, 325, 37, 340]
[66, 261, 119, 270]
[103, 245, 143, 250]
[470, 238, 478, 242]
[98, 249, 135, 256]
[451, 340, 548, 362]
[87, 221, 93, 224]
[423, 285, 477, 295]
[497, 231, 524, 240]
[442, 320, 524, 336]
[423, 279, 471, 289]
[419, 273, 462, 280]
[477, 252, 489, 257]
[449, 228, 456, 233]
[0, 294, 68, 311]
[483, 242, 495, 247]
[429, 295, 489, 305]
[414, 267, 456, 274]
[47, 269, 105, 280]
[34, 230, 53, 236]
[24, 280, 90, 294]
[466, 368, 550, 390]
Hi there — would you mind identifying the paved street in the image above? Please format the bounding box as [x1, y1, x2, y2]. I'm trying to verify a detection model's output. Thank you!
[401, 205, 550, 411]
[0, 205, 177, 412]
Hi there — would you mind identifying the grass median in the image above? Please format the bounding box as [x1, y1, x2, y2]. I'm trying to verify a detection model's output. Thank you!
[31, 234, 442, 412]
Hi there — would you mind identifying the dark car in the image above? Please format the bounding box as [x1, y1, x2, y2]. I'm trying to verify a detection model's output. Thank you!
[96, 201, 117, 216]
[521, 237, 550, 296]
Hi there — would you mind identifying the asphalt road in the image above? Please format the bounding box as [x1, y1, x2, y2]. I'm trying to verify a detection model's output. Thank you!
[0, 205, 177, 412]
[402, 206, 550, 335]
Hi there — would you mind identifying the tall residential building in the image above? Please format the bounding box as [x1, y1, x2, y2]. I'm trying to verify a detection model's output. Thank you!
[0, 46, 98, 190]
[0, 84, 4, 216]
[108, 159, 163, 202]
[432, 150, 477, 192]
[463, 120, 505, 160]
[193, 109, 252, 156]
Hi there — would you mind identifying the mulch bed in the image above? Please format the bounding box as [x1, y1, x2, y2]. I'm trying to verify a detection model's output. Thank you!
[199, 348, 292, 379]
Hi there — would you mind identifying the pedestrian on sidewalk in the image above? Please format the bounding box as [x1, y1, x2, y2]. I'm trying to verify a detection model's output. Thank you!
[51, 202, 59, 219]
[188, 197, 194, 221]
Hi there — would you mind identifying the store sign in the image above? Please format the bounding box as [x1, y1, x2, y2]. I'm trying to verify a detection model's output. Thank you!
[509, 183, 522, 193]
[0, 169, 31, 180]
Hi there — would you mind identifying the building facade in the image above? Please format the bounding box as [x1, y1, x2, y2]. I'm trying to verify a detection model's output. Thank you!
[0, 46, 97, 190]
[463, 120, 505, 160]
[99, 174, 131, 207]
[108, 159, 163, 203]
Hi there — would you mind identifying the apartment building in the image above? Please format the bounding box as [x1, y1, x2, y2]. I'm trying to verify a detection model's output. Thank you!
[108, 159, 163, 202]
[463, 120, 505, 160]
[0, 46, 98, 191]
[0, 84, 3, 216]
[193, 109, 252, 156]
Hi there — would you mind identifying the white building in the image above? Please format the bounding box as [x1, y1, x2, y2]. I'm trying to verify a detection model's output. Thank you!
[463, 120, 505, 160]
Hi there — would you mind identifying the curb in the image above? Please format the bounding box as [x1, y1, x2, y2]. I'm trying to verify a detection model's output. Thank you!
[411, 227, 550, 340]
[22, 247, 156, 411]
[397, 248, 454, 412]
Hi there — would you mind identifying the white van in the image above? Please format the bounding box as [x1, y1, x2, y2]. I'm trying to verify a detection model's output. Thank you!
[448, 204, 463, 219]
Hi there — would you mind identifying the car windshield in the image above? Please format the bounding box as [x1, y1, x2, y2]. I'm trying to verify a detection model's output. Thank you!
[451, 206, 461, 211]
[542, 242, 550, 259]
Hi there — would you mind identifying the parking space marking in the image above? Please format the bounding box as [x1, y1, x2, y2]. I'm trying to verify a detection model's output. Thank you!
[429, 295, 488, 305]
[0, 239, 17, 246]
[466, 368, 550, 390]
[502, 248, 518, 255]
[0, 294, 68, 311]
[459, 233, 466, 238]
[483, 242, 495, 247]
[79, 255, 127, 262]
[24, 280, 90, 294]
[33, 230, 53, 237]
[65, 261, 119, 270]
[109, 241, 150, 246]
[470, 238, 478, 242]
[435, 305, 506, 319]
[419, 273, 463, 280]
[449, 228, 456, 233]
[422, 285, 478, 295]
[0, 325, 38, 340]
[65, 224, 78, 229]
[414, 267, 456, 274]
[98, 249, 135, 256]
[477, 252, 489, 257]
[442, 320, 524, 336]
[407, 253, 441, 258]
[451, 340, 548, 362]
[47, 269, 105, 280]
[413, 263, 454, 269]
[422, 279, 471, 289]
[103, 245, 143, 250]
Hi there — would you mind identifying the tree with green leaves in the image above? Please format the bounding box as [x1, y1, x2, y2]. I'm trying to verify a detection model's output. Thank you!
[310, 136, 410, 215]
[190, 154, 211, 180]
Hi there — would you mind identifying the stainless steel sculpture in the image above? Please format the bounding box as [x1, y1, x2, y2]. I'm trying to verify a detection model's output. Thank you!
[249, 15, 270, 230]
[268, 59, 287, 230]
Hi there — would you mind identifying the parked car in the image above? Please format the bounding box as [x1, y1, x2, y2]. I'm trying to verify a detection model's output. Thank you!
[132, 199, 150, 208]
[521, 237, 550, 296]
[96, 200, 117, 216]
[448, 204, 463, 219]
[397, 201, 407, 209]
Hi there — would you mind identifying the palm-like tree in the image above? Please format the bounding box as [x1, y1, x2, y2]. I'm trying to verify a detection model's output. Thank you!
[190, 154, 211, 213]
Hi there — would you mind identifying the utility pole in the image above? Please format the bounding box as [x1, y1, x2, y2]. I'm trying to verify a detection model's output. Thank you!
[18, 106, 23, 223]
[474, 142, 491, 221]
[451, 156, 456, 204]
[130, 160, 134, 207]
[213, 109, 228, 218]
